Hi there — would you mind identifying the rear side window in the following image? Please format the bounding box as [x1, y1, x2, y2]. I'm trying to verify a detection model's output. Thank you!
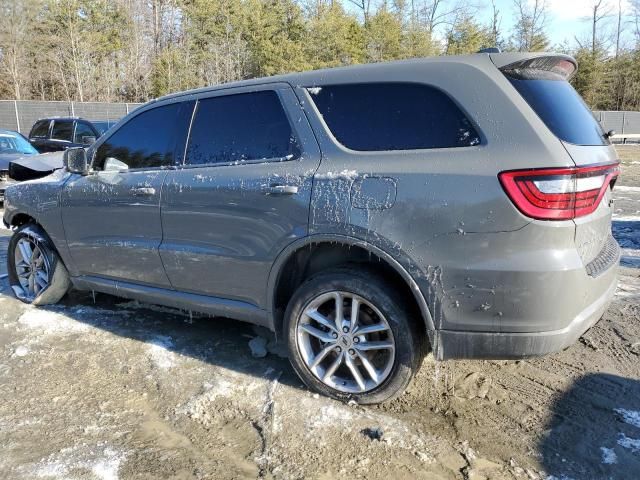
[30, 120, 50, 138]
[186, 91, 298, 166]
[308, 83, 480, 151]
[74, 122, 95, 143]
[94, 102, 184, 170]
[51, 120, 73, 141]
[507, 76, 606, 146]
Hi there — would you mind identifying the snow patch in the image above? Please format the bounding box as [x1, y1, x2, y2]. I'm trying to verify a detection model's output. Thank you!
[617, 433, 640, 453]
[29, 444, 125, 480]
[315, 169, 358, 180]
[17, 308, 90, 335]
[12, 345, 29, 357]
[614, 408, 640, 428]
[615, 186, 640, 193]
[147, 335, 176, 370]
[600, 447, 618, 465]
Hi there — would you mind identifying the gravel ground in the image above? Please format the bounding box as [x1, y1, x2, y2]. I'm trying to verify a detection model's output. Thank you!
[0, 149, 639, 480]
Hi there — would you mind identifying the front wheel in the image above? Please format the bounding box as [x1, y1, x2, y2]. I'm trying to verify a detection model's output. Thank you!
[284, 268, 423, 404]
[7, 224, 71, 305]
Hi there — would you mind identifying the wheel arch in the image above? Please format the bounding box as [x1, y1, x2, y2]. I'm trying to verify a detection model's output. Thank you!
[267, 234, 435, 340]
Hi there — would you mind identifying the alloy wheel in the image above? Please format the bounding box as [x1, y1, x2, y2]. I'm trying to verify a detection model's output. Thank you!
[296, 291, 395, 394]
[13, 237, 50, 301]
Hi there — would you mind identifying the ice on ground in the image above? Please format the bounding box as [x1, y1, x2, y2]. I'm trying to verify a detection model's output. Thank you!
[17, 308, 90, 335]
[147, 335, 176, 370]
[617, 434, 640, 453]
[614, 408, 640, 429]
[28, 444, 125, 480]
[12, 345, 29, 357]
[600, 447, 618, 465]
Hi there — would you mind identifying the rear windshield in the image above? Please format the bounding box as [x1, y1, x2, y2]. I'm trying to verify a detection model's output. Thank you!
[507, 76, 606, 146]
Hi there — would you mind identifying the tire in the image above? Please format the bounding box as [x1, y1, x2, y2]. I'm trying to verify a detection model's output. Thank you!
[284, 267, 423, 404]
[7, 224, 71, 305]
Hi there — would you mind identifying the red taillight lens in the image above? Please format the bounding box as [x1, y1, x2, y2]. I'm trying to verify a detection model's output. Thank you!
[499, 163, 620, 220]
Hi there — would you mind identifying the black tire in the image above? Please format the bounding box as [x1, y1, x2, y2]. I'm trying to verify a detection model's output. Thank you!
[7, 224, 71, 305]
[284, 267, 423, 404]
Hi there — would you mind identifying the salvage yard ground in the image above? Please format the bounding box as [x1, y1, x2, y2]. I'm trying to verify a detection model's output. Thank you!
[0, 146, 639, 480]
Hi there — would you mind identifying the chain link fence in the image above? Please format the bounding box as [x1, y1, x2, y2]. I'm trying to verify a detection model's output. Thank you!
[0, 100, 143, 135]
[0, 100, 637, 142]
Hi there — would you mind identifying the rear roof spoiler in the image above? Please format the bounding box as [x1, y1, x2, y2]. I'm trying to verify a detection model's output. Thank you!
[489, 52, 578, 80]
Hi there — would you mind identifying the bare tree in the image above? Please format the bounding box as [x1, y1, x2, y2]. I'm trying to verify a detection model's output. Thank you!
[511, 0, 549, 51]
[588, 0, 612, 55]
[0, 0, 38, 99]
[490, 0, 501, 47]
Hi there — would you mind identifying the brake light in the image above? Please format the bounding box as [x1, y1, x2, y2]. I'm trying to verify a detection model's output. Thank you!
[499, 163, 620, 220]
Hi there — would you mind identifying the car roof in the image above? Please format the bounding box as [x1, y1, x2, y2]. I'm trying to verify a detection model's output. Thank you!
[0, 129, 21, 136]
[154, 51, 576, 104]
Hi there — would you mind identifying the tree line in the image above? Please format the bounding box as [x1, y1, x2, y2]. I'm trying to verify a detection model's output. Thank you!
[1, 0, 640, 111]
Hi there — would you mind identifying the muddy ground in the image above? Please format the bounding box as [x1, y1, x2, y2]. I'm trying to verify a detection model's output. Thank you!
[0, 147, 639, 480]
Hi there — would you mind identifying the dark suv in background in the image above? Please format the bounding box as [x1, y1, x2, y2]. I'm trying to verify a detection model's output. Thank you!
[3, 52, 621, 404]
[28, 118, 103, 152]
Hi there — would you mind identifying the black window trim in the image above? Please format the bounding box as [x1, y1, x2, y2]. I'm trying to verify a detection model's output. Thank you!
[180, 85, 303, 170]
[29, 119, 52, 139]
[304, 81, 485, 154]
[90, 99, 194, 173]
[50, 119, 75, 142]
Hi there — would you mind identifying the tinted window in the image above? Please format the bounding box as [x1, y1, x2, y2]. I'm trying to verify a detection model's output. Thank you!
[507, 76, 606, 146]
[186, 91, 298, 166]
[308, 83, 480, 151]
[51, 120, 73, 141]
[74, 122, 95, 144]
[95, 103, 184, 170]
[30, 120, 50, 138]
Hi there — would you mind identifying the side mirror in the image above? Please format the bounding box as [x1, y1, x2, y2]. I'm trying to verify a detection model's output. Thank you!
[81, 135, 97, 145]
[64, 147, 89, 175]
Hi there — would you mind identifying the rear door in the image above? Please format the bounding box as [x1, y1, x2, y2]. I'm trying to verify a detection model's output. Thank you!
[160, 84, 321, 308]
[61, 100, 192, 287]
[48, 119, 75, 151]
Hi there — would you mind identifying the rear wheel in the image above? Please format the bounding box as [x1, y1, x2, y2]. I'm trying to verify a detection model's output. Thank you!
[7, 224, 70, 305]
[284, 268, 422, 404]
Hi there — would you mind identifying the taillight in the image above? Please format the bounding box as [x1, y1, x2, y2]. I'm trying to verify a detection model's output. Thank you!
[499, 163, 620, 220]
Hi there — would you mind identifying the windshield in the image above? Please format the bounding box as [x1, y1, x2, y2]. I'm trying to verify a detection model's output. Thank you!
[0, 133, 38, 155]
[507, 76, 607, 146]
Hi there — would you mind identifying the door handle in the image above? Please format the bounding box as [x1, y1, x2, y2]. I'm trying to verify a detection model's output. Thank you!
[266, 184, 299, 195]
[131, 187, 156, 196]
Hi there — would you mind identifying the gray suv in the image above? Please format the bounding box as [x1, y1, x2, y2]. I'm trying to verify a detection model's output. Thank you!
[2, 52, 621, 404]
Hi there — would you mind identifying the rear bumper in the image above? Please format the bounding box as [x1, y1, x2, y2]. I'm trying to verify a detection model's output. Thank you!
[434, 265, 618, 360]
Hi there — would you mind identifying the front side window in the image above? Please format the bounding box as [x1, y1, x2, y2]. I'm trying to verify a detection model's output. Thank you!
[308, 83, 480, 151]
[51, 120, 73, 142]
[186, 90, 299, 166]
[94, 103, 183, 170]
[30, 120, 50, 138]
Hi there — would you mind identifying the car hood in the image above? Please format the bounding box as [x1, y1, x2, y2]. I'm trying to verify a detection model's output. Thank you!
[0, 153, 37, 171]
[9, 151, 65, 173]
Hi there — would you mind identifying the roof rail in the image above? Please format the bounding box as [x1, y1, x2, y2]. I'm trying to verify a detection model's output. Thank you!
[477, 47, 501, 54]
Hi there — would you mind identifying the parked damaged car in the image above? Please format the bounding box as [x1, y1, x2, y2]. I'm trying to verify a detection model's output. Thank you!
[3, 52, 621, 404]
[0, 129, 39, 203]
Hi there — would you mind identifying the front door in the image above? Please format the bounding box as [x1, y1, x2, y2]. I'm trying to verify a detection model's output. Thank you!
[160, 85, 321, 308]
[61, 100, 192, 287]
